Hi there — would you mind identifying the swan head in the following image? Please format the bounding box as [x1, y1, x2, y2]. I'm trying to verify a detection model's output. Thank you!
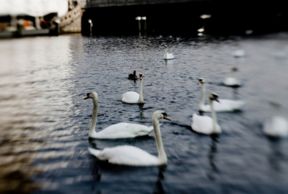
[197, 78, 205, 85]
[231, 67, 238, 72]
[153, 110, 171, 121]
[84, 92, 98, 101]
[208, 93, 219, 102]
[139, 73, 144, 80]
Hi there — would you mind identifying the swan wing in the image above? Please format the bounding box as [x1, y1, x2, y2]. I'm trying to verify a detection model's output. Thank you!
[89, 145, 160, 166]
[233, 49, 245, 57]
[263, 116, 288, 137]
[95, 122, 153, 139]
[192, 113, 213, 134]
[122, 91, 139, 103]
[201, 99, 245, 112]
[192, 114, 221, 134]
[199, 104, 211, 112]
[215, 99, 245, 111]
[223, 77, 241, 86]
[164, 53, 175, 60]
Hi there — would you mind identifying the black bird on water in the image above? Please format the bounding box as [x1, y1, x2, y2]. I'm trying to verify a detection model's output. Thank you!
[128, 70, 138, 81]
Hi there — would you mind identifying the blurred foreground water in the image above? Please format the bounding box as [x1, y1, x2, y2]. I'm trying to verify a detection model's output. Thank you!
[0, 34, 288, 194]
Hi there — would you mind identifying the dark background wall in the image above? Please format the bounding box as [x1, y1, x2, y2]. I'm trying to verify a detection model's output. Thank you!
[82, 0, 288, 36]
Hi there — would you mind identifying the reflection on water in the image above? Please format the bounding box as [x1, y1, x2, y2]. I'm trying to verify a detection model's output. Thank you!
[267, 138, 286, 172]
[0, 36, 74, 193]
[232, 88, 240, 100]
[153, 166, 166, 194]
[207, 136, 220, 181]
[0, 33, 288, 193]
[88, 153, 167, 194]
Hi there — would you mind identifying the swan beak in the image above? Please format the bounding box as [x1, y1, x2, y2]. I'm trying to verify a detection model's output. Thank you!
[83, 94, 89, 100]
[164, 115, 172, 121]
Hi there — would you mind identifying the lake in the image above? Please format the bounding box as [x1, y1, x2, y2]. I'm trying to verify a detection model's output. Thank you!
[0, 33, 288, 194]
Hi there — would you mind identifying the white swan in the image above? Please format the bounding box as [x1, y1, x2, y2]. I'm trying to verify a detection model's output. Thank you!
[192, 93, 222, 135]
[223, 67, 242, 87]
[88, 110, 170, 166]
[84, 91, 153, 139]
[198, 78, 245, 112]
[232, 49, 245, 58]
[163, 50, 175, 60]
[122, 73, 144, 104]
[263, 116, 288, 138]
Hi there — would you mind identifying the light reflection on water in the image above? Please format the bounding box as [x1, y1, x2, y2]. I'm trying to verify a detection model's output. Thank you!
[0, 36, 75, 193]
[0, 34, 288, 194]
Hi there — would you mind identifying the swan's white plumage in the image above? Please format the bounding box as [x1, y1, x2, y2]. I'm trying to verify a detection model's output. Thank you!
[89, 145, 161, 166]
[200, 99, 245, 112]
[121, 91, 140, 104]
[88, 110, 169, 166]
[192, 93, 222, 135]
[191, 113, 221, 135]
[85, 91, 152, 139]
[121, 73, 144, 104]
[223, 77, 242, 87]
[223, 67, 242, 87]
[263, 116, 288, 137]
[164, 52, 175, 60]
[233, 49, 245, 58]
[198, 78, 245, 112]
[91, 122, 153, 139]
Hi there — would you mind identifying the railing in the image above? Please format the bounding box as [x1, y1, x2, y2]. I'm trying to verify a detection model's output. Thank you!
[86, 0, 206, 8]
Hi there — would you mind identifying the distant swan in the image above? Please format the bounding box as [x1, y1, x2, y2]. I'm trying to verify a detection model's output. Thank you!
[192, 93, 222, 135]
[84, 91, 153, 139]
[223, 67, 242, 88]
[163, 50, 175, 60]
[122, 73, 144, 104]
[88, 110, 171, 166]
[263, 116, 288, 138]
[198, 78, 245, 112]
[232, 49, 245, 58]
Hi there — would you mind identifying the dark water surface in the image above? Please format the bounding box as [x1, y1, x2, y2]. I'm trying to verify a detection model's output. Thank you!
[0, 34, 288, 194]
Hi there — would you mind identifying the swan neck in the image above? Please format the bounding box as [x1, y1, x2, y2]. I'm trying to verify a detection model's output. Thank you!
[199, 83, 206, 108]
[138, 78, 144, 103]
[209, 100, 218, 133]
[89, 98, 98, 136]
[153, 117, 167, 164]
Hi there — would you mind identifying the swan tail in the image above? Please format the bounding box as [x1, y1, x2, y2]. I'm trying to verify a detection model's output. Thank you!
[88, 147, 101, 157]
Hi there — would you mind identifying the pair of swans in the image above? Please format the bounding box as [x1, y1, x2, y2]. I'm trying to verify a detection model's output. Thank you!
[84, 91, 170, 166]
[192, 93, 222, 135]
[122, 73, 144, 104]
[191, 78, 245, 135]
[198, 78, 245, 112]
